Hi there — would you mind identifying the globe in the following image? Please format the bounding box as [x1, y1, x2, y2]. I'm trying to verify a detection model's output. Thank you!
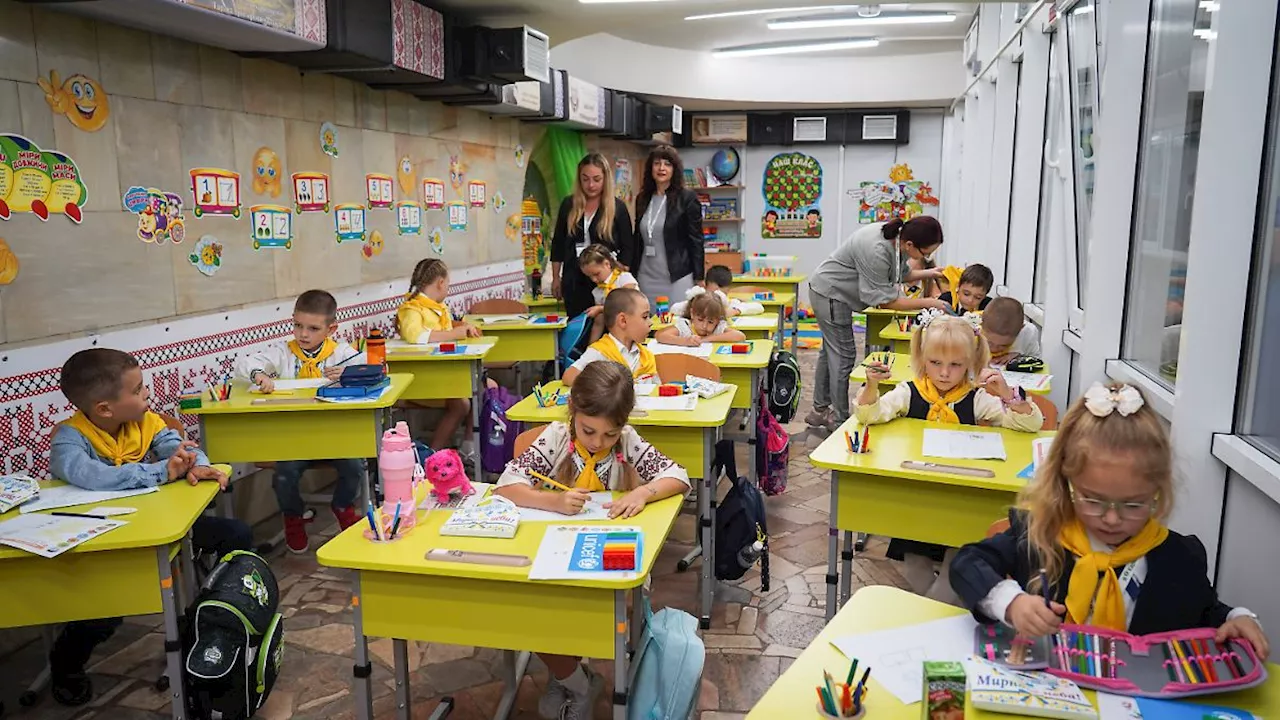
[710, 147, 740, 183]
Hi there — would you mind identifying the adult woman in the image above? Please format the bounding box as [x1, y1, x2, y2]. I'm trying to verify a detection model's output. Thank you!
[624, 145, 705, 307]
[806, 217, 951, 431]
[550, 153, 635, 319]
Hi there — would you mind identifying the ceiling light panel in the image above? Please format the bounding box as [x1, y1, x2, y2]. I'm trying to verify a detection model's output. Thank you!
[768, 12, 956, 29]
[713, 37, 880, 58]
[685, 4, 907, 21]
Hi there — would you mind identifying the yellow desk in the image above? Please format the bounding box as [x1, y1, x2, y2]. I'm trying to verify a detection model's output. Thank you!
[701, 339, 774, 412]
[317, 493, 684, 720]
[650, 311, 780, 342]
[728, 291, 796, 345]
[749, 586, 1280, 718]
[507, 381, 735, 629]
[0, 481, 219, 719]
[521, 294, 566, 314]
[862, 307, 917, 352]
[879, 323, 913, 354]
[850, 353, 1053, 396]
[733, 274, 806, 344]
[386, 338, 496, 456]
[464, 314, 566, 374]
[809, 417, 1054, 619]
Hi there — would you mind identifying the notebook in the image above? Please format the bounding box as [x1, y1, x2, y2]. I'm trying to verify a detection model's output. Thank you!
[438, 495, 520, 539]
[0, 513, 127, 558]
[0, 475, 39, 514]
[968, 658, 1097, 720]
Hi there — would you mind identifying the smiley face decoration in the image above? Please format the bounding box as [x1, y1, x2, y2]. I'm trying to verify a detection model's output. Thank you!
[38, 71, 110, 133]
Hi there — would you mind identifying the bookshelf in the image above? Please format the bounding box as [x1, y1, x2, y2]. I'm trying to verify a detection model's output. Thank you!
[687, 146, 748, 273]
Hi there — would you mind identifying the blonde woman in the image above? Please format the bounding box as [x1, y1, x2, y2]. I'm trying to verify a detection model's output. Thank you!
[550, 153, 635, 319]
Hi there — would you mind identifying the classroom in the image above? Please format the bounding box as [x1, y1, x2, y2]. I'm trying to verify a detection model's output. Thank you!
[0, 0, 1278, 718]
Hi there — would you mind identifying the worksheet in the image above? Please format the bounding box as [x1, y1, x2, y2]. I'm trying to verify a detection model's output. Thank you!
[0, 514, 127, 558]
[528, 525, 644, 581]
[645, 340, 714, 358]
[20, 485, 157, 514]
[921, 428, 1008, 460]
[830, 614, 978, 704]
[635, 394, 698, 412]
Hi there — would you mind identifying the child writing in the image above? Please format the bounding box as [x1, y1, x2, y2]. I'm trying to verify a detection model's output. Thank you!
[858, 310, 1044, 599]
[562, 287, 656, 385]
[236, 289, 367, 553]
[938, 263, 994, 313]
[950, 383, 1269, 658]
[670, 265, 765, 318]
[495, 360, 690, 719]
[49, 349, 252, 706]
[578, 243, 638, 341]
[654, 292, 746, 347]
[395, 258, 482, 458]
[982, 296, 1043, 365]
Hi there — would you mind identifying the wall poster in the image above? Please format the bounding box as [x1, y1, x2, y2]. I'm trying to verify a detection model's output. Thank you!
[848, 163, 939, 224]
[760, 152, 823, 239]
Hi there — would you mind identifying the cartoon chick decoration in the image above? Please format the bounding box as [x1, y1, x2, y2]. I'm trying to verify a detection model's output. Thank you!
[252, 147, 282, 197]
[397, 155, 416, 195]
[448, 155, 466, 192]
[0, 238, 18, 285]
[362, 229, 385, 259]
[38, 71, 110, 132]
[504, 212, 521, 242]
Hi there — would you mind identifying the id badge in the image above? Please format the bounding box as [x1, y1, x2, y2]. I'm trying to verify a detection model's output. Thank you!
[645, 244, 657, 257]
[576, 242, 587, 257]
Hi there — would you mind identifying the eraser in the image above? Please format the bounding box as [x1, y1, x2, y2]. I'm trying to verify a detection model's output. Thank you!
[731, 343, 749, 354]
[545, 314, 559, 322]
[439, 342, 456, 352]
[658, 384, 681, 396]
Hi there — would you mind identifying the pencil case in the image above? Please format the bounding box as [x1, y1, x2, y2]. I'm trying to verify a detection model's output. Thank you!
[1006, 355, 1045, 372]
[317, 377, 390, 399]
[975, 623, 1054, 670]
[339, 364, 388, 386]
[1044, 624, 1266, 698]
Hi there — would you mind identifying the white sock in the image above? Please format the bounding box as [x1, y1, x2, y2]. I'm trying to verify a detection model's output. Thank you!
[560, 665, 589, 695]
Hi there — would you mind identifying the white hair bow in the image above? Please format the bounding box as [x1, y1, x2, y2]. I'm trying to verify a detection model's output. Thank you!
[961, 312, 983, 334]
[1083, 382, 1145, 418]
[916, 307, 946, 329]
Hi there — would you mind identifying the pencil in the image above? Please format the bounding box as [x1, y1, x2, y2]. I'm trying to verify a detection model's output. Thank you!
[528, 469, 572, 492]
[1195, 639, 1217, 682]
[1162, 642, 1177, 682]
[1172, 640, 1196, 683]
[861, 425, 870, 453]
[389, 501, 403, 539]
[845, 658, 859, 687]
[844, 430, 855, 453]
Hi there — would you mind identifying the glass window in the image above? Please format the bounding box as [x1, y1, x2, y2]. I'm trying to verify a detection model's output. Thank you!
[1240, 23, 1280, 461]
[1065, 0, 1100, 307]
[1033, 35, 1062, 305]
[1004, 60, 1024, 282]
[1121, 0, 1215, 387]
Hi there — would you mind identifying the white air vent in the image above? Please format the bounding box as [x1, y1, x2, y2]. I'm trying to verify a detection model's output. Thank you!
[793, 116, 828, 142]
[524, 28, 551, 83]
[672, 105, 684, 134]
[862, 114, 899, 141]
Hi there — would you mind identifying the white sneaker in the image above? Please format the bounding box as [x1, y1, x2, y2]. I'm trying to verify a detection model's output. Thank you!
[538, 676, 569, 719]
[558, 666, 604, 720]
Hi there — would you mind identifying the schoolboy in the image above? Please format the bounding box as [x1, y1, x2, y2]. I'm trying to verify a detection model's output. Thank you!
[235, 289, 367, 553]
[982, 296, 1043, 364]
[939, 263, 994, 313]
[670, 265, 764, 317]
[562, 287, 656, 386]
[48, 348, 252, 706]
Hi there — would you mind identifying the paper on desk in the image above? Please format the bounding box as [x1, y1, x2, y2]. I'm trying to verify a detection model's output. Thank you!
[1001, 370, 1052, 391]
[732, 316, 777, 329]
[528, 524, 644, 581]
[268, 378, 329, 391]
[21, 485, 158, 514]
[633, 383, 657, 396]
[830, 614, 978, 705]
[635, 394, 698, 412]
[478, 314, 526, 325]
[921, 428, 1008, 460]
[428, 343, 488, 356]
[518, 492, 612, 522]
[0, 513, 127, 557]
[419, 482, 493, 511]
[646, 340, 713, 358]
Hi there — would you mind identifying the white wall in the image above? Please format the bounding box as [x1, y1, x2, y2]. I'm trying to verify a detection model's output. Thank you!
[553, 34, 966, 107]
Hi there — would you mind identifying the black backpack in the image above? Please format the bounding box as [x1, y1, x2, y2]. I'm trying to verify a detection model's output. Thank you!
[714, 475, 770, 592]
[183, 551, 284, 720]
[767, 350, 802, 424]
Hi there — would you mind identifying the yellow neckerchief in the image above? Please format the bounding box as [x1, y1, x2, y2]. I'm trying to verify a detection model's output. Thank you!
[599, 268, 623, 296]
[572, 438, 613, 491]
[588, 334, 657, 379]
[62, 410, 168, 466]
[912, 377, 973, 424]
[401, 293, 453, 331]
[941, 265, 965, 310]
[288, 338, 336, 379]
[1059, 518, 1168, 630]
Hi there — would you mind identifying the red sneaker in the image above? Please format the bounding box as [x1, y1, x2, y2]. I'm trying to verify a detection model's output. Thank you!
[333, 505, 360, 530]
[283, 514, 310, 554]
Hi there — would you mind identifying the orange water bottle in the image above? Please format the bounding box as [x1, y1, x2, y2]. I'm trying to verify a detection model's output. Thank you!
[366, 328, 386, 366]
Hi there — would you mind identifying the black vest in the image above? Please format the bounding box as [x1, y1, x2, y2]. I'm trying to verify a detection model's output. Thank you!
[906, 381, 977, 425]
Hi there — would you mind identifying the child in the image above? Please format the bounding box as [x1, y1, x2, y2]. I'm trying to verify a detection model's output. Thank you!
[48, 348, 252, 705]
[670, 265, 764, 318]
[395, 258, 482, 459]
[562, 287, 656, 385]
[654, 292, 746, 347]
[235, 289, 367, 553]
[495, 360, 690, 719]
[938, 263, 993, 313]
[982, 296, 1042, 365]
[858, 310, 1043, 599]
[950, 383, 1269, 658]
[578, 243, 638, 341]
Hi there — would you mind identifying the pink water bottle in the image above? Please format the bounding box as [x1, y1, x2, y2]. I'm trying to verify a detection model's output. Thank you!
[378, 421, 418, 535]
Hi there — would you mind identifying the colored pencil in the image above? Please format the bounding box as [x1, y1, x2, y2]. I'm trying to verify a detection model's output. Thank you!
[845, 658, 859, 687]
[823, 672, 838, 715]
[529, 468, 572, 492]
[1172, 640, 1197, 683]
[861, 425, 870, 453]
[845, 430, 856, 453]
[1186, 640, 1207, 683]
[1109, 636, 1117, 679]
[1038, 570, 1051, 608]
[366, 504, 380, 541]
[1093, 634, 1103, 677]
[389, 501, 403, 539]
[1196, 639, 1218, 682]
[1162, 642, 1176, 682]
[816, 687, 831, 714]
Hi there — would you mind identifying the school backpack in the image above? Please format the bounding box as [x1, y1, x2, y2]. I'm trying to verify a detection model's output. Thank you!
[557, 312, 593, 369]
[627, 597, 705, 720]
[767, 350, 802, 424]
[481, 383, 522, 474]
[755, 395, 790, 497]
[183, 550, 284, 720]
[714, 475, 770, 592]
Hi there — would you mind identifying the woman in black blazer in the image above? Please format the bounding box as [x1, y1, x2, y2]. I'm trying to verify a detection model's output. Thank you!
[549, 152, 635, 319]
[625, 145, 705, 307]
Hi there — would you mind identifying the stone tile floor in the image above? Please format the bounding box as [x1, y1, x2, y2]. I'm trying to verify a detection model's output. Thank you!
[0, 343, 913, 720]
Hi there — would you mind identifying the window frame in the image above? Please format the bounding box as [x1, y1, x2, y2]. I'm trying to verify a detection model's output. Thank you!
[1063, 0, 1102, 323]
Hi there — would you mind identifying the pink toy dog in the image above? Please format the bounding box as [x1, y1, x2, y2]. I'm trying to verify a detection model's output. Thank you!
[424, 449, 473, 503]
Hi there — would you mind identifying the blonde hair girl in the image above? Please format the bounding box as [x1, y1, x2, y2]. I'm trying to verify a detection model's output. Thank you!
[566, 153, 617, 243]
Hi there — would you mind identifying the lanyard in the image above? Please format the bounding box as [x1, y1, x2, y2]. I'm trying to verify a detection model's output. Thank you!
[582, 208, 596, 240]
[645, 196, 667, 241]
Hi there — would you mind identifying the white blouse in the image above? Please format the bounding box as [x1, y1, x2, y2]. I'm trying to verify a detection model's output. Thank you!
[854, 381, 1044, 432]
[496, 421, 691, 491]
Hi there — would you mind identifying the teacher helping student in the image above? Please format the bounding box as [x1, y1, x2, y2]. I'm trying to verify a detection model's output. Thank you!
[805, 217, 951, 432]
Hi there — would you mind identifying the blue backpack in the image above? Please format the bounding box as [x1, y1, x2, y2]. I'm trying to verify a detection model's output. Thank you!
[558, 313, 593, 368]
[628, 598, 704, 720]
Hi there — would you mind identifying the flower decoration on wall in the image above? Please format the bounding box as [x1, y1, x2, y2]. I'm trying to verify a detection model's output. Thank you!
[189, 235, 224, 276]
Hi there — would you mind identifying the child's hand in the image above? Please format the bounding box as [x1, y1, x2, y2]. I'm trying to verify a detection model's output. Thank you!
[927, 298, 951, 311]
[557, 489, 590, 515]
[187, 465, 229, 490]
[463, 323, 483, 338]
[865, 361, 892, 382]
[167, 450, 193, 481]
[254, 374, 275, 394]
[323, 366, 344, 381]
[683, 336, 705, 347]
[1218, 615, 1270, 661]
[587, 306, 603, 318]
[1006, 594, 1066, 637]
[605, 488, 648, 519]
[979, 368, 1014, 400]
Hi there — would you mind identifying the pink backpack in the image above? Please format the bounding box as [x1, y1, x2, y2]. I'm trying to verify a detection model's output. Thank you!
[755, 390, 790, 496]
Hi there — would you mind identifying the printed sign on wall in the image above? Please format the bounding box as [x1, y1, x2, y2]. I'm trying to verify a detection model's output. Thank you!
[334, 203, 367, 243]
[760, 152, 823, 239]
